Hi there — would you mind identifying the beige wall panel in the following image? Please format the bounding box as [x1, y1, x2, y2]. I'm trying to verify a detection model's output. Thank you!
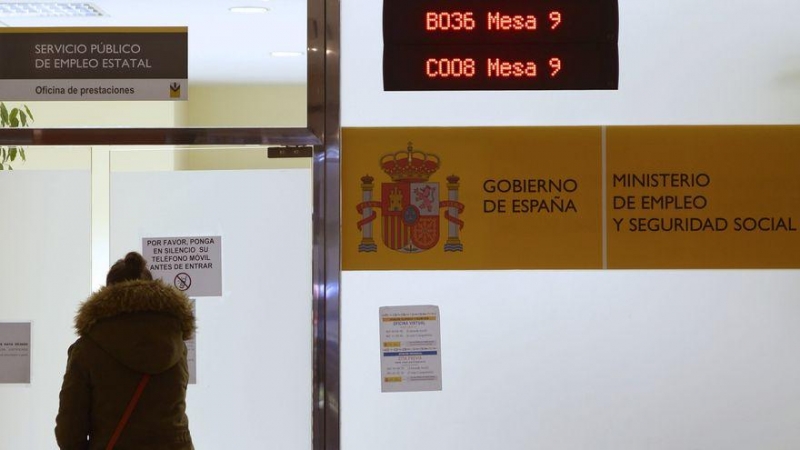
[186, 84, 306, 127]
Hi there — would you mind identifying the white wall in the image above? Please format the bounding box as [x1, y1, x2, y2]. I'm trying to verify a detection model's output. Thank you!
[342, 0, 800, 126]
[0, 171, 92, 449]
[342, 271, 800, 449]
[341, 1, 800, 449]
[110, 169, 313, 449]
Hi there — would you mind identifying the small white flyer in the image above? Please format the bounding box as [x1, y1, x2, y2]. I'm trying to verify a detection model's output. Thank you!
[0, 322, 32, 384]
[380, 305, 442, 393]
[142, 236, 222, 297]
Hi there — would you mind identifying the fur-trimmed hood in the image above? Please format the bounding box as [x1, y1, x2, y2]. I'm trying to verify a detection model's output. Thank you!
[76, 279, 195, 339]
[74, 279, 196, 374]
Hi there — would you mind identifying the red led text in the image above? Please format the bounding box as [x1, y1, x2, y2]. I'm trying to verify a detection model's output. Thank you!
[549, 11, 562, 29]
[549, 58, 562, 76]
[424, 57, 563, 79]
[425, 12, 476, 31]
[487, 12, 537, 31]
[488, 59, 537, 77]
[424, 10, 563, 32]
[425, 58, 477, 78]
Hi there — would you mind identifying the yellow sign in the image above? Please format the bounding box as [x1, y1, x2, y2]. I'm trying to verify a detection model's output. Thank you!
[607, 126, 800, 268]
[343, 127, 604, 270]
[169, 82, 181, 98]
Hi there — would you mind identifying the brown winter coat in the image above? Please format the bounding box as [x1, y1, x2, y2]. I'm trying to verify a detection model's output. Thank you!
[55, 280, 196, 450]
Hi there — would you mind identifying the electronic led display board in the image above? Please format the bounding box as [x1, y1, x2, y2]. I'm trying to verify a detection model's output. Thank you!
[383, 0, 619, 91]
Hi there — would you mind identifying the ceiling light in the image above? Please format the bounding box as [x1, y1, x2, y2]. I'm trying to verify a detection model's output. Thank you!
[229, 6, 269, 14]
[271, 51, 304, 57]
[0, 3, 105, 18]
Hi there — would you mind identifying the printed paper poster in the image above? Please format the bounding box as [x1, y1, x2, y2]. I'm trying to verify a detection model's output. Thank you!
[380, 305, 442, 393]
[142, 236, 222, 297]
[0, 322, 31, 384]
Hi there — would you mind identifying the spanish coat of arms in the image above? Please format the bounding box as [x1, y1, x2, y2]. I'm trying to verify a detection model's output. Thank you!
[356, 143, 465, 253]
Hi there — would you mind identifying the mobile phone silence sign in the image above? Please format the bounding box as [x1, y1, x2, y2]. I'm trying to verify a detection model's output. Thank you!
[383, 0, 619, 91]
[0, 27, 188, 101]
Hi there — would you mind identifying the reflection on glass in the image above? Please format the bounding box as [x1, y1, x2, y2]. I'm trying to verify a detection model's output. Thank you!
[0, 144, 312, 448]
[0, 0, 307, 128]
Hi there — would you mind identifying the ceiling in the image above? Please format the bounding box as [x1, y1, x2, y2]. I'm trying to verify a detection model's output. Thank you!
[0, 0, 308, 84]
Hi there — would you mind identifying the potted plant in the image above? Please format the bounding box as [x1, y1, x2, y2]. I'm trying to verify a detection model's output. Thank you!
[0, 102, 34, 170]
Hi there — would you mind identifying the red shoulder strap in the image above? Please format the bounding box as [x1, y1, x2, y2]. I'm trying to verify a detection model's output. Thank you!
[106, 373, 151, 450]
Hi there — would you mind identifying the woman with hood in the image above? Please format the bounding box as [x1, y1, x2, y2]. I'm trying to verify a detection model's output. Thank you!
[55, 251, 196, 450]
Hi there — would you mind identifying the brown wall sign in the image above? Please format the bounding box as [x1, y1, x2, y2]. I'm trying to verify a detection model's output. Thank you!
[0, 27, 188, 101]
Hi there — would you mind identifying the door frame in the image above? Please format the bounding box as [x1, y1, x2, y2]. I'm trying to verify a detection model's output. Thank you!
[0, 0, 342, 448]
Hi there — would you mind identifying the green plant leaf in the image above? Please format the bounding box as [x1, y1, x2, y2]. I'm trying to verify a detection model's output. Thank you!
[0, 103, 8, 126]
[24, 105, 34, 122]
[0, 103, 33, 169]
[9, 108, 19, 127]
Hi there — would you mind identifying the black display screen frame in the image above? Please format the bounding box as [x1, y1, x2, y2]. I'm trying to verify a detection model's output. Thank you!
[383, 0, 619, 91]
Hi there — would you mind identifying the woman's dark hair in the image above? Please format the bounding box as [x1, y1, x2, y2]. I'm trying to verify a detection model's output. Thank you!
[106, 251, 153, 285]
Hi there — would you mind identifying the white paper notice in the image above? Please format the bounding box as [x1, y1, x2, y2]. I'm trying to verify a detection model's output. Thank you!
[380, 305, 442, 393]
[0, 322, 32, 384]
[142, 236, 222, 297]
